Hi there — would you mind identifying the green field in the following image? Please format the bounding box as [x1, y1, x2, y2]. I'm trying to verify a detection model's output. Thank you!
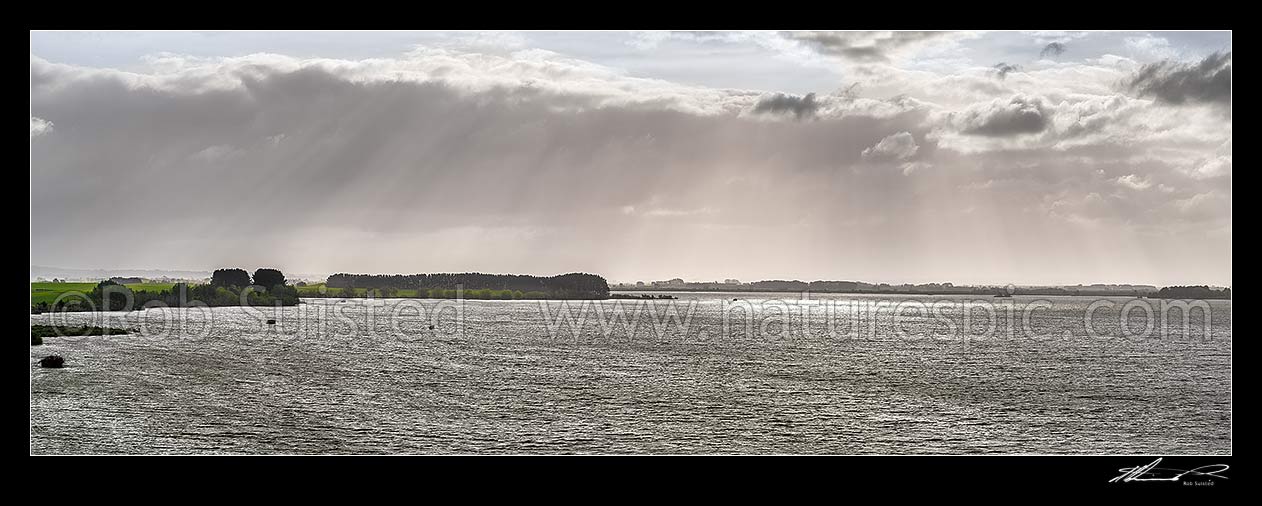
[31, 282, 177, 304]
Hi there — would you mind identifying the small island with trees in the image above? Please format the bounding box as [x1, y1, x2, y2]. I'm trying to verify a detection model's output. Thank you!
[309, 272, 611, 300]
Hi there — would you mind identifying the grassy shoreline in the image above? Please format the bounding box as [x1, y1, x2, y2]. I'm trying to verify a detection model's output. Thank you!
[32, 324, 131, 345]
[31, 282, 175, 304]
[31, 279, 300, 313]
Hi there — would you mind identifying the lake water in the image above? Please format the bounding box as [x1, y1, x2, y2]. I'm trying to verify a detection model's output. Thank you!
[29, 292, 1231, 454]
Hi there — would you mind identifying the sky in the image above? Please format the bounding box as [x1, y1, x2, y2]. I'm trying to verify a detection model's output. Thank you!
[30, 31, 1231, 286]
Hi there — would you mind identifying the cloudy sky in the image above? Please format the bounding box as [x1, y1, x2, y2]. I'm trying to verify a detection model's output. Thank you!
[30, 31, 1231, 286]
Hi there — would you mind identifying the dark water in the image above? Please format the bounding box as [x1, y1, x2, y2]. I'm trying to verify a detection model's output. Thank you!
[30, 293, 1231, 454]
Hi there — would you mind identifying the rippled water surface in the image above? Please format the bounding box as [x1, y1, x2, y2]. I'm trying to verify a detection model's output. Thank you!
[30, 293, 1231, 454]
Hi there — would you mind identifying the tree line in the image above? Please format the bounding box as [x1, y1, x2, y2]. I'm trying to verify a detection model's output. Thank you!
[304, 286, 559, 300]
[1153, 285, 1231, 300]
[325, 272, 610, 299]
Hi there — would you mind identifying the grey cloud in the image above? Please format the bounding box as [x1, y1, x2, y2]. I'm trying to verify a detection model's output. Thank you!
[752, 92, 818, 119]
[956, 95, 1049, 137]
[783, 31, 945, 63]
[1125, 51, 1231, 106]
[1040, 42, 1066, 58]
[935, 144, 1229, 229]
[30, 58, 936, 271]
[27, 53, 1230, 285]
[993, 62, 1021, 80]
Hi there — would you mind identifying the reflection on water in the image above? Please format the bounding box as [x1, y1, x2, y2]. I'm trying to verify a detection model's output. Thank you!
[30, 293, 1231, 454]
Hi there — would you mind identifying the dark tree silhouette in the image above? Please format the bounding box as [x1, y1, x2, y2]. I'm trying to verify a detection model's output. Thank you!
[90, 280, 133, 311]
[211, 268, 252, 288]
[253, 268, 286, 290]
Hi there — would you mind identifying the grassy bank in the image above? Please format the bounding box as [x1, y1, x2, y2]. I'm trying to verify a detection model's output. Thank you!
[32, 282, 175, 304]
[32, 278, 299, 313]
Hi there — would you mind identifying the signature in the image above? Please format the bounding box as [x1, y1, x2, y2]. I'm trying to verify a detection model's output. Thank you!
[1110, 458, 1229, 483]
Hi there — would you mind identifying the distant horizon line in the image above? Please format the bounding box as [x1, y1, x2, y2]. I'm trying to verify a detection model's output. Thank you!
[29, 264, 1231, 289]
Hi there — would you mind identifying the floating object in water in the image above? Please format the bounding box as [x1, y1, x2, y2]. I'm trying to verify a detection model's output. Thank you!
[267, 319, 277, 324]
[39, 355, 64, 368]
[428, 325, 435, 330]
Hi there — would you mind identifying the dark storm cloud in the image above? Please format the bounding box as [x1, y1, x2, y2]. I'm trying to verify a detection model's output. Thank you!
[1125, 51, 1231, 105]
[992, 62, 1021, 80]
[1040, 42, 1066, 58]
[29, 56, 931, 245]
[956, 95, 1049, 136]
[751, 92, 818, 119]
[783, 31, 945, 63]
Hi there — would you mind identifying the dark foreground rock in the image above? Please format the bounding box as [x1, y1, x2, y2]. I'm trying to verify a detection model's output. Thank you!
[39, 355, 65, 368]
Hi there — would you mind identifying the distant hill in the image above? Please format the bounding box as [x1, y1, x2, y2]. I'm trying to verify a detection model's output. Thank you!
[608, 278, 1224, 297]
[30, 265, 212, 282]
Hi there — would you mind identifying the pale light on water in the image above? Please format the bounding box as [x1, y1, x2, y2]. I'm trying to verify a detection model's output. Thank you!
[30, 293, 1231, 454]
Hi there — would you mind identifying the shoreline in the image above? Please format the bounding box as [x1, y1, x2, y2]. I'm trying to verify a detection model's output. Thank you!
[611, 289, 1233, 300]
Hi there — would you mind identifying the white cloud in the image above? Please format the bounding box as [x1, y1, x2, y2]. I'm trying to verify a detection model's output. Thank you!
[30, 116, 53, 138]
[1188, 156, 1232, 179]
[1116, 174, 1152, 190]
[189, 144, 245, 163]
[862, 131, 919, 161]
[900, 161, 931, 175]
[1174, 191, 1229, 219]
[1087, 54, 1137, 68]
[642, 207, 718, 218]
[1023, 31, 1089, 45]
[625, 31, 673, 51]
[443, 31, 529, 52]
[1124, 35, 1181, 61]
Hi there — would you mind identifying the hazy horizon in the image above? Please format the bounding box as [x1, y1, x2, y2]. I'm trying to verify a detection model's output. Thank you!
[28, 263, 1224, 288]
[31, 31, 1231, 286]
